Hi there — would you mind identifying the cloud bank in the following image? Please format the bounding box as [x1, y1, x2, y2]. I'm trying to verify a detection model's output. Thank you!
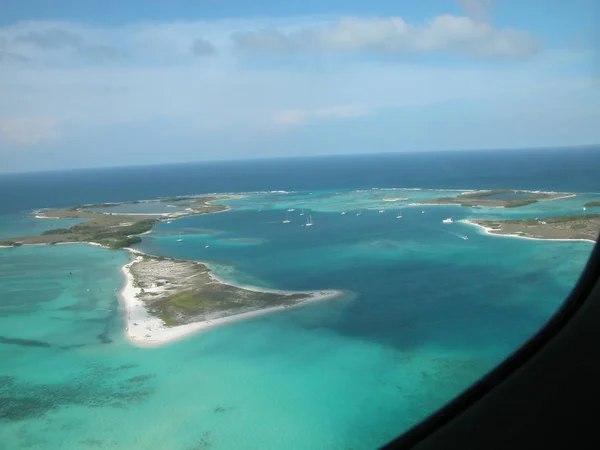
[0, 14, 597, 172]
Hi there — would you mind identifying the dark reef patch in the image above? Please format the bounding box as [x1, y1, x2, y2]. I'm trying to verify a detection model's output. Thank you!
[0, 364, 156, 422]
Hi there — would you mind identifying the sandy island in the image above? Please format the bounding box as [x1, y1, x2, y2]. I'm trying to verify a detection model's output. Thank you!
[120, 254, 344, 347]
[461, 217, 598, 244]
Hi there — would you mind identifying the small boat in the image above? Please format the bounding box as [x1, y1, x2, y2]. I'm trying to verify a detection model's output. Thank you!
[287, 208, 295, 212]
[305, 215, 314, 227]
[583, 207, 587, 211]
[300, 209, 305, 216]
[421, 210, 425, 214]
[177, 232, 183, 242]
[283, 212, 291, 224]
[461, 235, 469, 240]
[205, 241, 210, 248]
[396, 210, 403, 219]
[341, 211, 347, 215]
[442, 218, 453, 224]
[166, 220, 172, 224]
[379, 209, 385, 213]
[356, 210, 363, 216]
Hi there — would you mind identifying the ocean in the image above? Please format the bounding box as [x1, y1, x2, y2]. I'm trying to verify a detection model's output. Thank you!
[1, 147, 599, 449]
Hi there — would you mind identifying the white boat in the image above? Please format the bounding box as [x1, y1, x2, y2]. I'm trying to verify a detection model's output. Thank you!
[396, 210, 403, 219]
[341, 211, 347, 215]
[166, 220, 172, 224]
[421, 210, 425, 214]
[205, 241, 210, 248]
[176, 232, 183, 242]
[283, 212, 291, 224]
[356, 211, 363, 216]
[379, 210, 385, 213]
[442, 218, 453, 224]
[583, 207, 587, 211]
[300, 209, 305, 216]
[287, 208, 295, 212]
[461, 235, 468, 240]
[305, 215, 314, 227]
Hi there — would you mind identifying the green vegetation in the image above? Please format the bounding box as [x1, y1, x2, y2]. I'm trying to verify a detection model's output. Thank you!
[460, 189, 515, 199]
[585, 201, 600, 208]
[504, 214, 600, 225]
[0, 240, 19, 246]
[107, 236, 142, 249]
[504, 199, 538, 208]
[41, 228, 72, 235]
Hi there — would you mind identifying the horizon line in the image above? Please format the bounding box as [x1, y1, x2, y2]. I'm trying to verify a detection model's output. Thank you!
[2, 143, 599, 177]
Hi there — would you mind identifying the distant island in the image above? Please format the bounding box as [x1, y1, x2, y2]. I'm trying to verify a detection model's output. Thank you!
[463, 215, 600, 242]
[418, 189, 573, 208]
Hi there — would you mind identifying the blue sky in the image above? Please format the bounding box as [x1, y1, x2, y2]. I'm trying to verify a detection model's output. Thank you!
[0, 0, 598, 172]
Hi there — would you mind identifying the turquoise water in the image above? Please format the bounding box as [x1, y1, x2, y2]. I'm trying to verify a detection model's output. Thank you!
[0, 213, 85, 240]
[0, 187, 596, 449]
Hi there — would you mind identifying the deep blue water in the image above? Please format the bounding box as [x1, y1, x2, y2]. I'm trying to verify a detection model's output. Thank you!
[2, 146, 599, 215]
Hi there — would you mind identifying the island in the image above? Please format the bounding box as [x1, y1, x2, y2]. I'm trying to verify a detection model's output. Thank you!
[1, 195, 234, 248]
[124, 255, 343, 346]
[418, 189, 572, 208]
[462, 214, 600, 242]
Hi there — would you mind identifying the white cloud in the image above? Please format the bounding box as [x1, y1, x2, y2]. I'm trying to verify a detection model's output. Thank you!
[233, 15, 538, 59]
[0, 16, 597, 171]
[0, 117, 59, 145]
[272, 106, 368, 126]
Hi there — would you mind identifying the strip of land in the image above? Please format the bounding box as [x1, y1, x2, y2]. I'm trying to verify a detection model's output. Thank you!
[0, 195, 236, 248]
[122, 254, 344, 346]
[419, 189, 573, 208]
[462, 214, 600, 242]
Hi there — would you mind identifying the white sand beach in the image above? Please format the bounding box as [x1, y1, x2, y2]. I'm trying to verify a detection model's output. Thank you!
[460, 219, 596, 244]
[120, 253, 344, 348]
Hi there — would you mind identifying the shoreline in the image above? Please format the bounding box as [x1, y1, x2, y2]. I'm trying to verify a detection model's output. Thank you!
[460, 219, 596, 244]
[119, 250, 346, 348]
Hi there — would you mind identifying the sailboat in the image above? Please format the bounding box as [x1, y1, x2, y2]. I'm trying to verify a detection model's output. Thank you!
[356, 210, 363, 216]
[176, 232, 183, 242]
[305, 214, 314, 227]
[341, 211, 347, 215]
[442, 218, 453, 224]
[396, 210, 403, 219]
[379, 209, 385, 213]
[282, 212, 291, 224]
[205, 241, 210, 248]
[300, 209, 305, 216]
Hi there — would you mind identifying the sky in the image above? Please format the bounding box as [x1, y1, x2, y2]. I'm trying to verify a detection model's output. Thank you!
[0, 0, 599, 173]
